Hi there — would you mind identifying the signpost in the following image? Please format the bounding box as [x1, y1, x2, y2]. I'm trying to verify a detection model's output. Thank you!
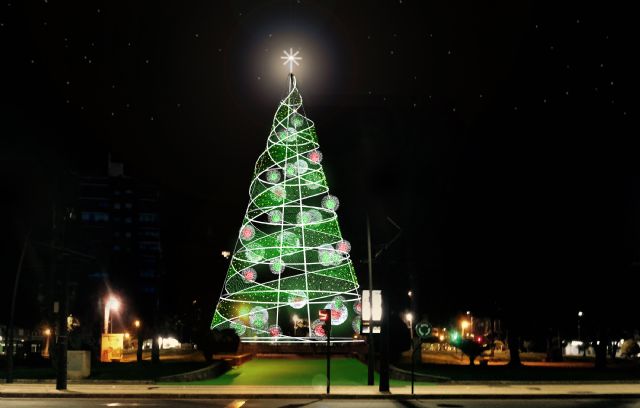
[411, 321, 432, 394]
[319, 308, 332, 394]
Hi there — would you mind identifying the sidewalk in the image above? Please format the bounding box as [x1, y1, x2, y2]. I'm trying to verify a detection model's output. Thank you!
[2, 382, 640, 399]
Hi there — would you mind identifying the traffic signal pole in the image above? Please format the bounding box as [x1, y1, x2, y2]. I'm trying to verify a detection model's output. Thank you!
[326, 325, 331, 394]
[319, 308, 332, 394]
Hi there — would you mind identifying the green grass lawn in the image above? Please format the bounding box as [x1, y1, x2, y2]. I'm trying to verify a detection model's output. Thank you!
[166, 357, 413, 386]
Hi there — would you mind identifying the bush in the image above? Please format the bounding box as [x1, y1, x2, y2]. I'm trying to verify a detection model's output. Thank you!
[194, 329, 240, 362]
[620, 339, 640, 359]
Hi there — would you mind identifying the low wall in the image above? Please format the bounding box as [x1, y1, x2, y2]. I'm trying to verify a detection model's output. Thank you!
[158, 361, 230, 382]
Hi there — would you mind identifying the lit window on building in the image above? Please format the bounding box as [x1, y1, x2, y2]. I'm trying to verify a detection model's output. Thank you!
[81, 211, 109, 222]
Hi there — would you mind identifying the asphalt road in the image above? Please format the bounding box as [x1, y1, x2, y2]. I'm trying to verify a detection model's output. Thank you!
[2, 399, 640, 408]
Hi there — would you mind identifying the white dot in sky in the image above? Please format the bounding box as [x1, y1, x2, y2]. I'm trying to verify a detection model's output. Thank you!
[390, 50, 394, 55]
[194, 33, 199, 38]
[145, 59, 149, 64]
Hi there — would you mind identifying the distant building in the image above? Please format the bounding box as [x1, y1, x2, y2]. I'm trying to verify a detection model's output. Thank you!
[74, 156, 162, 330]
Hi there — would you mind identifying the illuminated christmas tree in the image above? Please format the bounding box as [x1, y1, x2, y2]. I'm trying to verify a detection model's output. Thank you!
[211, 73, 362, 342]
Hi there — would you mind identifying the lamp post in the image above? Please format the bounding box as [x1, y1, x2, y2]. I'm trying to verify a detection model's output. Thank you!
[577, 311, 583, 341]
[461, 319, 470, 338]
[134, 320, 143, 363]
[103, 296, 121, 334]
[405, 312, 414, 341]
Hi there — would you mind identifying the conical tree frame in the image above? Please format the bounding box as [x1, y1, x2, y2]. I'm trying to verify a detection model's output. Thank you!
[211, 74, 362, 343]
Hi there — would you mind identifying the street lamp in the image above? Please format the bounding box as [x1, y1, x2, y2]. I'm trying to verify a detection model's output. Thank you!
[134, 319, 143, 363]
[577, 311, 583, 340]
[461, 320, 470, 338]
[103, 296, 121, 334]
[405, 312, 414, 340]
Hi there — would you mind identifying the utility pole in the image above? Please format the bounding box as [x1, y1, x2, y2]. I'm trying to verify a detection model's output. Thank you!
[366, 215, 375, 386]
[5, 230, 31, 384]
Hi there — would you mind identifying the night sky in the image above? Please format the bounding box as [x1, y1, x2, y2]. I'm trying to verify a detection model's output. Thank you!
[1, 1, 637, 337]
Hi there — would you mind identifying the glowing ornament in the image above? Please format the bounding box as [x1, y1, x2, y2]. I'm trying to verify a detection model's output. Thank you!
[352, 316, 361, 333]
[268, 324, 282, 337]
[287, 290, 308, 309]
[266, 169, 281, 183]
[291, 113, 305, 128]
[308, 150, 323, 164]
[270, 258, 285, 274]
[321, 195, 340, 211]
[308, 209, 323, 222]
[311, 319, 327, 339]
[317, 244, 344, 267]
[241, 268, 257, 283]
[296, 210, 312, 225]
[325, 298, 349, 326]
[245, 243, 264, 262]
[294, 159, 308, 175]
[285, 163, 297, 178]
[249, 306, 268, 330]
[240, 225, 255, 241]
[230, 320, 246, 336]
[270, 185, 287, 201]
[335, 240, 351, 254]
[268, 209, 283, 223]
[354, 301, 362, 315]
[278, 127, 297, 143]
[278, 231, 300, 248]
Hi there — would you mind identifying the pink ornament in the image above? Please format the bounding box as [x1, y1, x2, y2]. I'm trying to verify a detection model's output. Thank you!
[240, 225, 255, 240]
[335, 240, 351, 254]
[308, 150, 323, 164]
[241, 268, 256, 283]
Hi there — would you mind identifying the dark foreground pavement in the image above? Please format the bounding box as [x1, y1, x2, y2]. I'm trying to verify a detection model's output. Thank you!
[3, 383, 640, 399]
[2, 398, 640, 408]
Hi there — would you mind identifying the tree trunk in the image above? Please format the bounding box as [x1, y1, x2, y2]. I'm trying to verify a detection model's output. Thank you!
[508, 335, 521, 366]
[595, 329, 607, 369]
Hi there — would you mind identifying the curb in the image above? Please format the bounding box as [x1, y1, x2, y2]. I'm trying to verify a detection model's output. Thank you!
[2, 393, 640, 400]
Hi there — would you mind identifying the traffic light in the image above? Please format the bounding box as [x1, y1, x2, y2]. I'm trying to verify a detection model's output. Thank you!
[319, 309, 332, 332]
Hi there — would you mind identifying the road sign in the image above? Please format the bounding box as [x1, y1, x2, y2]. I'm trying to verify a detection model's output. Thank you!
[361, 290, 382, 322]
[415, 322, 432, 340]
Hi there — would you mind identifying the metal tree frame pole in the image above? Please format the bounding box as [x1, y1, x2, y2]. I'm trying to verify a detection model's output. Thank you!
[6, 229, 31, 384]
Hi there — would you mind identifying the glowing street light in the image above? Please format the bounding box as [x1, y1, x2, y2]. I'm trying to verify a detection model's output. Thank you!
[460, 320, 470, 338]
[405, 312, 414, 340]
[134, 320, 141, 329]
[104, 296, 121, 334]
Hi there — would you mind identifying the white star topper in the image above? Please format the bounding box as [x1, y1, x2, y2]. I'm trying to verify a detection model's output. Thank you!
[281, 48, 302, 73]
